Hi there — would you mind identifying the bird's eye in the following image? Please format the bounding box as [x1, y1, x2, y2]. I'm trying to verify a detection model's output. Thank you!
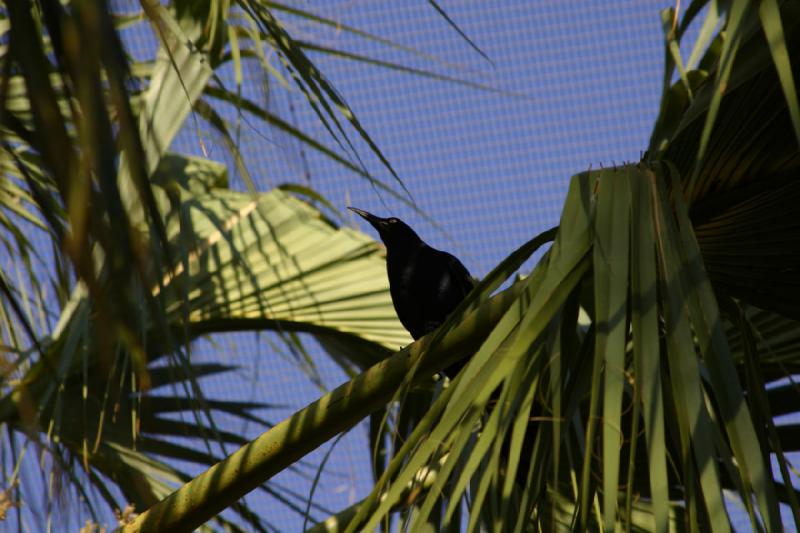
[388, 218, 398, 224]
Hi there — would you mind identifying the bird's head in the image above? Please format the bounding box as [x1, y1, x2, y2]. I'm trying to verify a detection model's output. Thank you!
[347, 207, 421, 249]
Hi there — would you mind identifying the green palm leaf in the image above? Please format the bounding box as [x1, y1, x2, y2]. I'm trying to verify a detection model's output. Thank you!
[149, 153, 410, 359]
[1, 149, 410, 527]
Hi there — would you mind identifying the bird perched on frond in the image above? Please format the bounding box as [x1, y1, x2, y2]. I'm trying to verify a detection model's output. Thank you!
[348, 207, 475, 377]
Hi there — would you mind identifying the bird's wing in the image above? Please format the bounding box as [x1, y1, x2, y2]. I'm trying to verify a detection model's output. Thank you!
[438, 253, 476, 377]
[419, 253, 475, 337]
[445, 252, 476, 298]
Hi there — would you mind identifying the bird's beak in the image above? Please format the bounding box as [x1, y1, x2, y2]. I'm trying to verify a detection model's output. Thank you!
[347, 207, 386, 231]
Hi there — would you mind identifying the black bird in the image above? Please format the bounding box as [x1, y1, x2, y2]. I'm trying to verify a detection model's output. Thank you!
[348, 207, 475, 376]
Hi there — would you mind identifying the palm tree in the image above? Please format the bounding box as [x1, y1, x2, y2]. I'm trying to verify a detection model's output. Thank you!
[0, 0, 430, 529]
[2, 1, 800, 533]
